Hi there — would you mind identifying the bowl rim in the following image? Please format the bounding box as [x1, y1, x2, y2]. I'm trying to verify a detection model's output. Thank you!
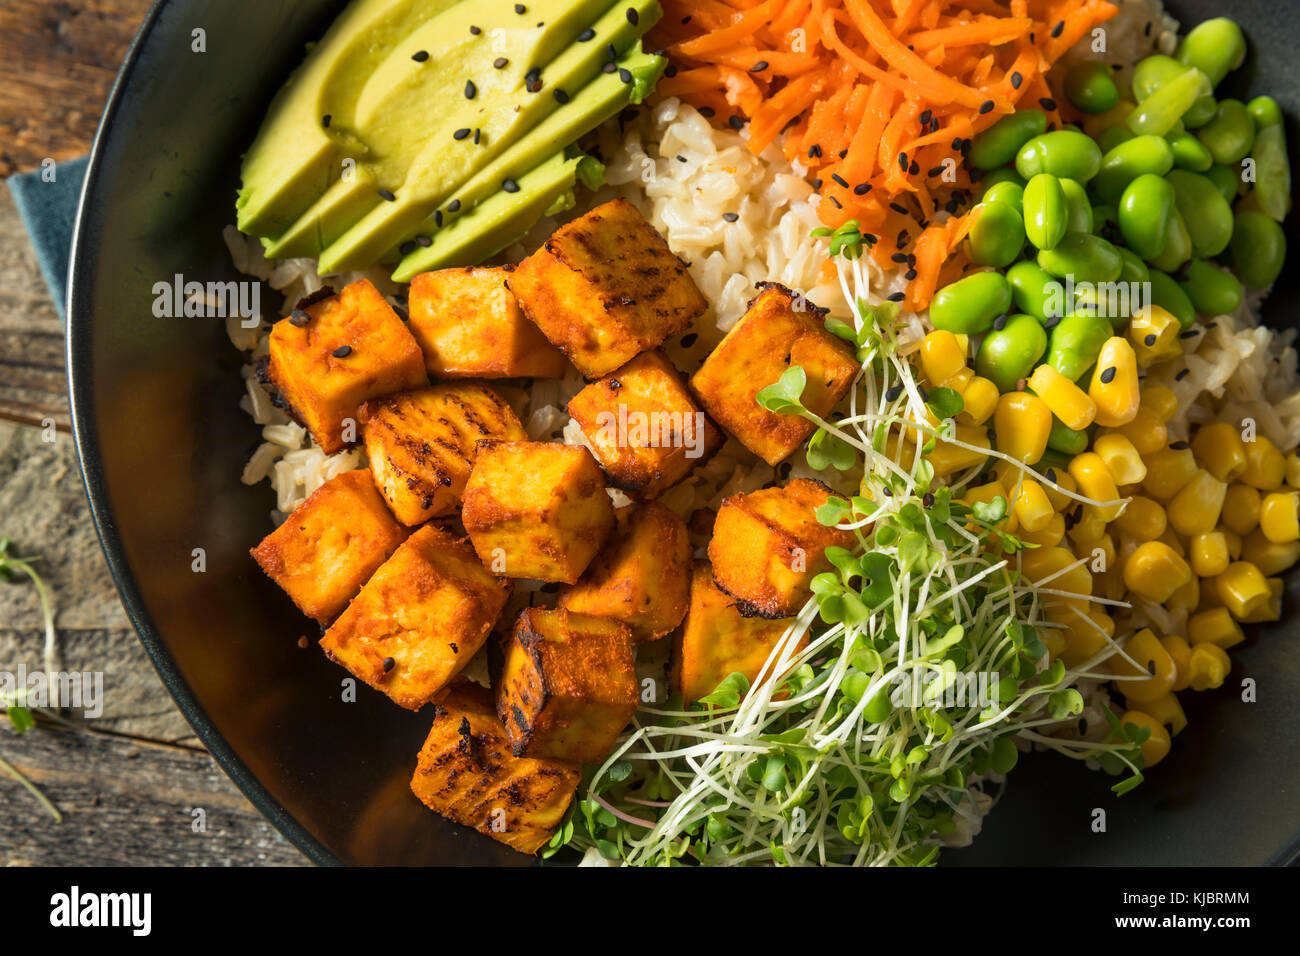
[65, 0, 338, 867]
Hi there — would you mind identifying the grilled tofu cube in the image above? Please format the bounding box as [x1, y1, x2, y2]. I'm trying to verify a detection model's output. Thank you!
[708, 478, 855, 617]
[462, 441, 615, 584]
[672, 561, 807, 704]
[566, 351, 724, 498]
[266, 279, 428, 453]
[559, 501, 691, 641]
[496, 608, 637, 764]
[411, 680, 579, 855]
[509, 199, 707, 377]
[360, 383, 527, 525]
[690, 283, 858, 466]
[250, 469, 407, 624]
[407, 266, 569, 379]
[320, 524, 511, 710]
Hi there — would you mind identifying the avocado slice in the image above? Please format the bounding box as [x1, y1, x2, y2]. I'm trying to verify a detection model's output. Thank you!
[236, 0, 461, 238]
[322, 0, 663, 274]
[390, 47, 664, 280]
[260, 0, 625, 263]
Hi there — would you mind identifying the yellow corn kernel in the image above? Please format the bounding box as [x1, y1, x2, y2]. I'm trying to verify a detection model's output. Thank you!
[1221, 484, 1262, 536]
[1187, 606, 1245, 649]
[1259, 490, 1300, 543]
[1089, 337, 1140, 428]
[1113, 628, 1177, 703]
[1286, 451, 1300, 489]
[918, 330, 967, 387]
[1014, 479, 1054, 532]
[1061, 608, 1115, 668]
[1237, 577, 1283, 623]
[1167, 468, 1227, 536]
[1241, 527, 1300, 575]
[1161, 636, 1193, 691]
[1213, 560, 1271, 619]
[1112, 407, 1168, 457]
[1018, 512, 1066, 547]
[1027, 364, 1096, 431]
[1019, 546, 1093, 603]
[1140, 385, 1179, 423]
[1120, 710, 1172, 767]
[961, 479, 1017, 533]
[1190, 422, 1246, 482]
[1067, 505, 1109, 547]
[957, 375, 999, 426]
[1069, 452, 1122, 521]
[1157, 526, 1186, 557]
[1141, 444, 1198, 501]
[1187, 643, 1230, 691]
[1041, 468, 1077, 511]
[1128, 304, 1182, 366]
[1240, 435, 1286, 490]
[1189, 530, 1230, 578]
[942, 366, 975, 392]
[1112, 495, 1166, 542]
[1166, 574, 1199, 613]
[1219, 526, 1243, 560]
[1122, 540, 1193, 603]
[1127, 691, 1188, 737]
[1093, 432, 1147, 485]
[994, 392, 1051, 464]
[925, 424, 991, 478]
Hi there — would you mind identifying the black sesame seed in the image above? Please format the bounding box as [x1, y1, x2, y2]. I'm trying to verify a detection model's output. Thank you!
[889, 201, 909, 215]
[1171, 439, 1190, 449]
[905, 269, 917, 280]
[416, 235, 432, 247]
[831, 173, 849, 188]
[829, 195, 843, 209]
[618, 68, 633, 84]
[854, 183, 871, 195]
[920, 109, 932, 125]
[289, 310, 310, 327]
[321, 114, 332, 128]
[1011, 71, 1023, 89]
[994, 314, 1008, 331]
[699, 106, 715, 118]
[448, 199, 461, 213]
[1051, 20, 1064, 38]
[434, 210, 443, 227]
[891, 253, 908, 264]
[1144, 333, 1157, 346]
[729, 115, 744, 130]
[723, 212, 739, 222]
[664, 64, 678, 78]
[578, 27, 596, 41]
[465, 80, 477, 99]
[1179, 329, 1200, 339]
[979, 100, 994, 114]
[470, 25, 481, 35]
[514, 3, 526, 12]
[473, 128, 481, 144]
[1100, 366, 1117, 384]
[923, 492, 935, 508]
[453, 128, 471, 140]
[750, 60, 769, 73]
[898, 151, 908, 171]
[1176, 368, 1191, 381]
[626, 7, 639, 25]
[927, 165, 944, 178]
[494, 57, 509, 69]
[885, 384, 904, 401]
[412, 50, 429, 62]
[382, 657, 395, 672]
[400, 241, 417, 256]
[951, 137, 964, 150]
[1039, 97, 1057, 111]
[809, 144, 822, 159]
[887, 291, 905, 302]
[909, 160, 920, 175]
[554, 88, 569, 104]
[1045, 467, 1057, 484]
[332, 345, 352, 358]
[680, 332, 698, 348]
[378, 188, 396, 201]
[502, 178, 520, 193]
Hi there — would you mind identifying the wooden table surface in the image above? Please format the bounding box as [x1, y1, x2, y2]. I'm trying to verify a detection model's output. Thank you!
[0, 0, 305, 865]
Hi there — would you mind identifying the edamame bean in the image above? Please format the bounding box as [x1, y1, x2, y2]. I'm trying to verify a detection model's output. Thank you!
[1082, 99, 1136, 140]
[1117, 173, 1175, 260]
[1092, 134, 1175, 201]
[1147, 268, 1196, 328]
[1016, 130, 1103, 182]
[1148, 205, 1192, 271]
[1037, 232, 1123, 284]
[1132, 55, 1186, 101]
[1065, 61, 1120, 114]
[1167, 131, 1213, 171]
[1251, 124, 1291, 223]
[1182, 94, 1219, 131]
[1247, 95, 1283, 130]
[1048, 311, 1112, 381]
[976, 313, 1048, 393]
[1006, 260, 1064, 323]
[1047, 416, 1091, 456]
[1196, 99, 1255, 165]
[1204, 164, 1241, 206]
[1091, 203, 1119, 240]
[1097, 125, 1135, 153]
[1116, 245, 1150, 286]
[1229, 210, 1287, 289]
[929, 271, 1014, 333]
[982, 180, 1024, 211]
[1176, 17, 1246, 88]
[1166, 168, 1234, 257]
[968, 201, 1026, 267]
[1179, 259, 1244, 316]
[970, 109, 1048, 170]
[979, 167, 1027, 197]
[1126, 67, 1210, 137]
[1060, 178, 1094, 234]
[1023, 174, 1068, 251]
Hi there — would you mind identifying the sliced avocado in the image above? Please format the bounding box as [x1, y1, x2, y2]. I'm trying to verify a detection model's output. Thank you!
[390, 46, 663, 279]
[261, 0, 623, 263]
[315, 0, 661, 274]
[391, 152, 588, 280]
[236, 0, 461, 238]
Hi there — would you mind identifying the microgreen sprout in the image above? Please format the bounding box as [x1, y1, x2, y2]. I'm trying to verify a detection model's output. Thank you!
[556, 238, 1142, 867]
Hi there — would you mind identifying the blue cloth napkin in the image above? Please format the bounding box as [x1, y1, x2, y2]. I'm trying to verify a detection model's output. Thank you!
[6, 155, 90, 322]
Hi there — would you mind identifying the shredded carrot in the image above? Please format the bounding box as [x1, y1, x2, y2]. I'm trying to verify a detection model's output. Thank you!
[651, 0, 1120, 309]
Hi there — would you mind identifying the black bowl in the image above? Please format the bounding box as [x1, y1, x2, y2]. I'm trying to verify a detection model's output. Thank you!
[69, 0, 1300, 866]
